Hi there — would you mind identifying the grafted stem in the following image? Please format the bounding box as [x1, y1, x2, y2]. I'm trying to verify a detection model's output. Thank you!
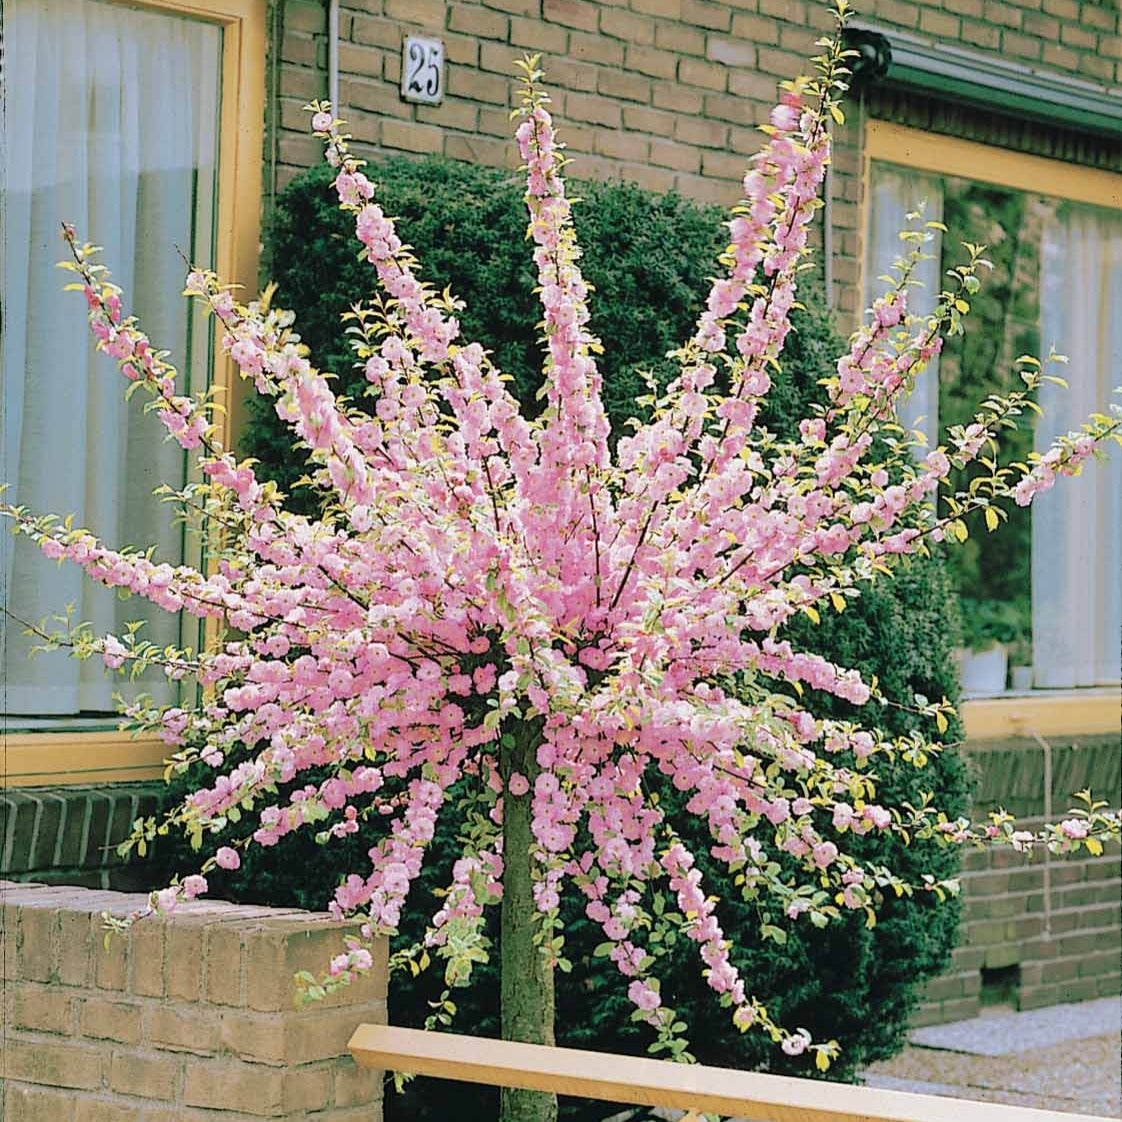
[499, 717, 556, 1122]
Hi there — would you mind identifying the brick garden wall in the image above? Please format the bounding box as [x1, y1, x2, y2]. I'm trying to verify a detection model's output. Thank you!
[264, 0, 1120, 317]
[1, 784, 164, 891]
[0, 881, 386, 1120]
[914, 734, 1121, 1026]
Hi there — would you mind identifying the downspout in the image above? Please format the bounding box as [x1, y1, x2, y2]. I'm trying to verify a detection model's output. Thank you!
[268, 0, 282, 207]
[327, 0, 340, 115]
[824, 119, 834, 311]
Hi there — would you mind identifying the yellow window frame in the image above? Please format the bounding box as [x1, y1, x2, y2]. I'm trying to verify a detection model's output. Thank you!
[862, 120, 1122, 741]
[2, 0, 265, 788]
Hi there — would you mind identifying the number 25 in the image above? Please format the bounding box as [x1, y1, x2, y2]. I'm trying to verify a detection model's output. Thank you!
[407, 42, 440, 97]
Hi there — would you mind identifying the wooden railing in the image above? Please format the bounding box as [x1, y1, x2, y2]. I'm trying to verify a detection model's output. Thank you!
[349, 1023, 1112, 1122]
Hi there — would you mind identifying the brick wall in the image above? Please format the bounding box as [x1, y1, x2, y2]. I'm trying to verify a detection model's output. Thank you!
[0, 881, 386, 1120]
[264, 0, 1120, 316]
[914, 734, 1121, 1026]
[268, 0, 1119, 194]
[1, 784, 164, 891]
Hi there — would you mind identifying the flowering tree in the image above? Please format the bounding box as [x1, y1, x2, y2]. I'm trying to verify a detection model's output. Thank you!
[4, 5, 1121, 1120]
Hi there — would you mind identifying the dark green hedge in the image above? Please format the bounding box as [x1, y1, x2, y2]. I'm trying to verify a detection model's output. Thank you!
[156, 157, 968, 1119]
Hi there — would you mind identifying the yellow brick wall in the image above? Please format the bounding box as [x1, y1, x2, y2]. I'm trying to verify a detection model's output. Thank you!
[266, 0, 1117, 317]
[0, 881, 386, 1120]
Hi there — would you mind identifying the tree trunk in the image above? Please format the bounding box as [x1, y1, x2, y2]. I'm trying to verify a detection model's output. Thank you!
[499, 719, 557, 1122]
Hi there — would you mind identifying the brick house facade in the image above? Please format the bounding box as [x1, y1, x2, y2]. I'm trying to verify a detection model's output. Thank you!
[265, 0, 1121, 323]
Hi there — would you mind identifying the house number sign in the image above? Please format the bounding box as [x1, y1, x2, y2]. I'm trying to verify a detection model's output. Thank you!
[401, 36, 444, 105]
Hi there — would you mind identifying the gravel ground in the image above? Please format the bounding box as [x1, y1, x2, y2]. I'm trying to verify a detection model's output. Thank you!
[864, 1023, 1121, 1117]
[909, 997, 1121, 1057]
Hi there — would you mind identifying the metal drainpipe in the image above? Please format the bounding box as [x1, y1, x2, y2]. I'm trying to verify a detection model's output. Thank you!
[1030, 730, 1054, 941]
[268, 0, 282, 205]
[327, 0, 340, 115]
[824, 119, 835, 311]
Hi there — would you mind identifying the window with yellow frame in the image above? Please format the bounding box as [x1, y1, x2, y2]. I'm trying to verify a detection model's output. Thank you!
[1, 0, 264, 786]
[861, 121, 1122, 739]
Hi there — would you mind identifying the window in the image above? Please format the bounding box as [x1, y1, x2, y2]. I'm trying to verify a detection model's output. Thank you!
[1, 0, 263, 782]
[3, 0, 221, 720]
[863, 123, 1122, 700]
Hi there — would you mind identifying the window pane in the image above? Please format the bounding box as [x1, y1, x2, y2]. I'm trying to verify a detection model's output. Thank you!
[938, 178, 1044, 681]
[864, 165, 944, 444]
[1034, 204, 1122, 688]
[867, 161, 1122, 694]
[1, 0, 221, 719]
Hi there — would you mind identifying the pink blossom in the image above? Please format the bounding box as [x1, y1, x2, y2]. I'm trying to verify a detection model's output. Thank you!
[627, 979, 661, 1012]
[155, 888, 178, 913]
[182, 874, 208, 899]
[215, 847, 241, 871]
[101, 635, 128, 670]
[781, 1028, 811, 1056]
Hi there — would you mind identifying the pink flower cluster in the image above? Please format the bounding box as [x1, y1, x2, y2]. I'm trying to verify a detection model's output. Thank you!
[1013, 434, 1098, 506]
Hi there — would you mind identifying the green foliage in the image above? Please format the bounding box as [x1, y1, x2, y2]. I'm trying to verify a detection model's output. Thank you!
[959, 596, 1031, 652]
[245, 158, 727, 507]
[157, 156, 968, 1117]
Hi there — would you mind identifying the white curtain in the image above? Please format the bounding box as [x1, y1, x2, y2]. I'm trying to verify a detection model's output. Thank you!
[1033, 206, 1122, 689]
[2, 0, 220, 716]
[865, 164, 945, 448]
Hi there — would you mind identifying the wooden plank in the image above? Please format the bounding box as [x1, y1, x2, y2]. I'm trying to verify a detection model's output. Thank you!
[960, 689, 1120, 741]
[349, 1024, 1115, 1122]
[0, 730, 169, 787]
[864, 121, 1122, 211]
